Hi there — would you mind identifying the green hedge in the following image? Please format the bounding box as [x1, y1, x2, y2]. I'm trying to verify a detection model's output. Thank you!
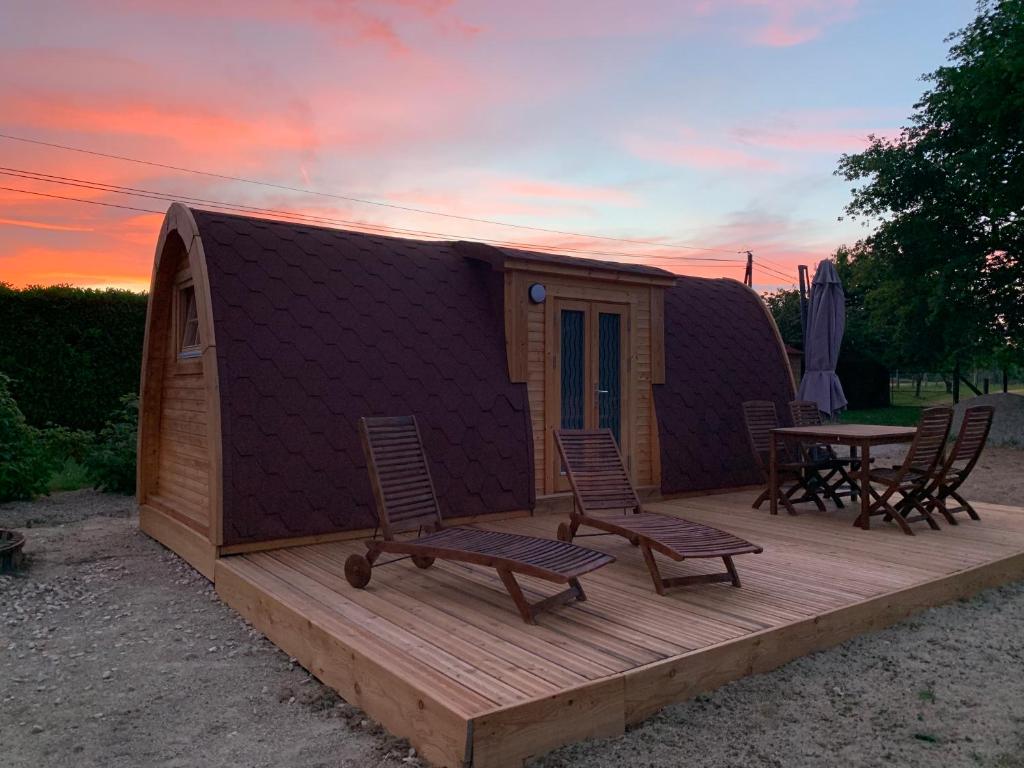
[0, 284, 148, 431]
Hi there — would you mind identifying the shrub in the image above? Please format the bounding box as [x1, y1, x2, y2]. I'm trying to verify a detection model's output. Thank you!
[0, 373, 55, 502]
[84, 394, 138, 494]
[0, 283, 147, 431]
[39, 425, 96, 466]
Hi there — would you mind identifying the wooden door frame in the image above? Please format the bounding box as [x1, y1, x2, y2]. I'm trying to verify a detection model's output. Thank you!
[545, 298, 631, 493]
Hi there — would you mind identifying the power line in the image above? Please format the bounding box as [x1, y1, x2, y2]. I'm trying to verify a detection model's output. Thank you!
[0, 185, 758, 285]
[0, 167, 749, 266]
[758, 264, 797, 283]
[0, 185, 163, 214]
[0, 132, 748, 256]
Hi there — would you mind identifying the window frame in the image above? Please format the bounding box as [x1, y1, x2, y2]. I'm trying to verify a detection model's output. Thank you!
[174, 272, 202, 364]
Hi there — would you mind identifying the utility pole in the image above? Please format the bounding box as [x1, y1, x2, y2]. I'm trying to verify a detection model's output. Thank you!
[743, 251, 753, 287]
[797, 264, 810, 343]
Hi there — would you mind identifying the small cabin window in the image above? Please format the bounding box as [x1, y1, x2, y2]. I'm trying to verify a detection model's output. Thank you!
[179, 285, 201, 357]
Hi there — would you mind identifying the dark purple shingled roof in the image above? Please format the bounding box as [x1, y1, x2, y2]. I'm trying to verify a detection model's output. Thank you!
[190, 209, 535, 546]
[654, 277, 794, 495]
[453, 241, 676, 279]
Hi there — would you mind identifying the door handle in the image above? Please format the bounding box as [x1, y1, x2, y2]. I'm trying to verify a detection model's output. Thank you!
[596, 389, 609, 395]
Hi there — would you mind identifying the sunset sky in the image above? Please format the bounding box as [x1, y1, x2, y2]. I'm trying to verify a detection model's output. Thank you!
[1, 0, 976, 291]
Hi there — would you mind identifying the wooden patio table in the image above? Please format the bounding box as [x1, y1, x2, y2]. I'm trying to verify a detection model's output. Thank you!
[769, 424, 918, 529]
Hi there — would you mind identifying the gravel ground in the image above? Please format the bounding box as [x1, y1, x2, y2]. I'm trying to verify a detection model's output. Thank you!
[1, 492, 421, 768]
[2, 448, 1023, 768]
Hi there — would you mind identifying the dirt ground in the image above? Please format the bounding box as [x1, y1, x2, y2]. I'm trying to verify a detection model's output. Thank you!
[2, 447, 1023, 768]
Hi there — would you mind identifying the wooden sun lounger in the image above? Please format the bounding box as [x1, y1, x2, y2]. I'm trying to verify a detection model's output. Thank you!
[344, 416, 614, 624]
[554, 429, 762, 595]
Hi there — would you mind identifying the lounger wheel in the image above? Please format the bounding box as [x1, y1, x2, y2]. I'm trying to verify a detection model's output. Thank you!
[344, 554, 373, 589]
[556, 522, 573, 542]
[411, 555, 435, 569]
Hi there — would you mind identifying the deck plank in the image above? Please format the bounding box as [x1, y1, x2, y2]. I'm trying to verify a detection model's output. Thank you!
[214, 491, 1024, 768]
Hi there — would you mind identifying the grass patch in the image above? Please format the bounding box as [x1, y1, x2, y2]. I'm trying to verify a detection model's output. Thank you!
[47, 458, 93, 492]
[918, 689, 936, 703]
[840, 406, 924, 427]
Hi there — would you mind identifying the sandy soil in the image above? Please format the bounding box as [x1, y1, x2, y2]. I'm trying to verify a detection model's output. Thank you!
[2, 448, 1023, 768]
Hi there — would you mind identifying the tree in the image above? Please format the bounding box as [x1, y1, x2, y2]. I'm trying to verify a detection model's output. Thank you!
[762, 288, 802, 347]
[836, 0, 1024, 377]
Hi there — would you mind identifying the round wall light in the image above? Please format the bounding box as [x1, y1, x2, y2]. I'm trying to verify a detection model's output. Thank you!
[528, 283, 546, 304]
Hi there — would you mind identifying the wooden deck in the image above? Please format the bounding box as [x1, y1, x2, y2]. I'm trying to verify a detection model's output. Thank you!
[214, 491, 1024, 767]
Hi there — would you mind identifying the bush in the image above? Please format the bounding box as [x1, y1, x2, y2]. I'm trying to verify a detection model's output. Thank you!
[83, 394, 138, 494]
[0, 373, 55, 502]
[39, 425, 96, 466]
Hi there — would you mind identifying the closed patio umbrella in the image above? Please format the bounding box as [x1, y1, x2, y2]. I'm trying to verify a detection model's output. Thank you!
[797, 259, 848, 417]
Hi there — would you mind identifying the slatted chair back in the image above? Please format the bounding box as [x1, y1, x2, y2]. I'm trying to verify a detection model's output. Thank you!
[359, 415, 443, 540]
[789, 400, 823, 427]
[789, 399, 834, 462]
[901, 407, 954, 476]
[742, 400, 784, 471]
[555, 429, 641, 514]
[950, 406, 994, 467]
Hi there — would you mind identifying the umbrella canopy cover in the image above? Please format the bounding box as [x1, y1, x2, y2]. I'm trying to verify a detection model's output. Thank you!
[797, 259, 848, 417]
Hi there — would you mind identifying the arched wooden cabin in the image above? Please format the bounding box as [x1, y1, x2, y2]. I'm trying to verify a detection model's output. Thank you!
[138, 204, 793, 577]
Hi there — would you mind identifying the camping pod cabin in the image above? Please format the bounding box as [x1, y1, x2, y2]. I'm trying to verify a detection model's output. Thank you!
[138, 204, 794, 576]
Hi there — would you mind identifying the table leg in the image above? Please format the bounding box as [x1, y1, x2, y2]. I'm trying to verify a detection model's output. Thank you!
[849, 445, 859, 502]
[769, 435, 778, 516]
[858, 442, 872, 529]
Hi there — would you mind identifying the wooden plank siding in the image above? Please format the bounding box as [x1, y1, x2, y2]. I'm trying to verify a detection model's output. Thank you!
[154, 365, 210, 532]
[215, 492, 1024, 767]
[139, 204, 221, 559]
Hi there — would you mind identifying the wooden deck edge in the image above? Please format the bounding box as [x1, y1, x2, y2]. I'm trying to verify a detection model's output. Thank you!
[469, 675, 625, 768]
[462, 549, 1024, 767]
[621, 549, 1024, 723]
[214, 557, 471, 768]
[140, 503, 217, 580]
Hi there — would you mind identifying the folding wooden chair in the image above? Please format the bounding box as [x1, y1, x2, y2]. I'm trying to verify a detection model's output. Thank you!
[920, 405, 994, 524]
[554, 429, 762, 594]
[865, 407, 953, 534]
[344, 416, 614, 624]
[789, 399, 860, 506]
[742, 400, 827, 515]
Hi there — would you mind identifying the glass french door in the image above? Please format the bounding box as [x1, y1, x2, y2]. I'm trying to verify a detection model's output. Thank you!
[553, 300, 628, 489]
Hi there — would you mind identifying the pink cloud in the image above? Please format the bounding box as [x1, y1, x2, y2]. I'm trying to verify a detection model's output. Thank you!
[97, 0, 479, 51]
[493, 178, 639, 206]
[737, 0, 859, 47]
[473, 0, 857, 47]
[732, 108, 901, 154]
[624, 129, 784, 172]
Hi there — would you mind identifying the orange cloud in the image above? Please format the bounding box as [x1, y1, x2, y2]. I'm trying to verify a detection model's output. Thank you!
[6, 93, 319, 166]
[0, 217, 94, 233]
[2, 243, 156, 291]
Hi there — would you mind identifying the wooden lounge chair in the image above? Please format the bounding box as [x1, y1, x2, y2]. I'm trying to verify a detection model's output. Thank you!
[553, 429, 762, 594]
[919, 405, 994, 524]
[742, 400, 827, 515]
[789, 399, 860, 506]
[865, 407, 953, 534]
[344, 416, 614, 624]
